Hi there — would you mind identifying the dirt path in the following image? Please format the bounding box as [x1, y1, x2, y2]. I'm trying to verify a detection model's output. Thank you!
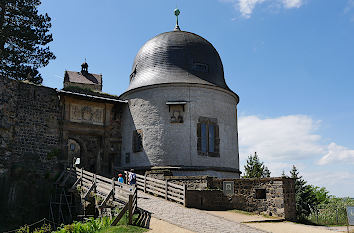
[208, 210, 348, 233]
[245, 222, 348, 233]
[206, 210, 282, 223]
[139, 191, 350, 233]
[148, 217, 194, 233]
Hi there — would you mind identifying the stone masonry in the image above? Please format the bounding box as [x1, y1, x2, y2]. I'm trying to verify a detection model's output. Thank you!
[0, 77, 61, 169]
[0, 77, 62, 232]
[0, 77, 124, 231]
[184, 177, 296, 220]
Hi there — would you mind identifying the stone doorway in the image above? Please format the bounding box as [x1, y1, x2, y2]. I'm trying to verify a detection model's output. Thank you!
[67, 135, 102, 173]
[67, 139, 81, 166]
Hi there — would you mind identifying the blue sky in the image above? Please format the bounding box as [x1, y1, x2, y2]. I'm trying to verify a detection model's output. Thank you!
[39, 0, 354, 197]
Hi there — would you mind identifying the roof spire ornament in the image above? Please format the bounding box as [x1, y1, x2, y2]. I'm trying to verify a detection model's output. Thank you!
[81, 58, 88, 74]
[174, 8, 181, 31]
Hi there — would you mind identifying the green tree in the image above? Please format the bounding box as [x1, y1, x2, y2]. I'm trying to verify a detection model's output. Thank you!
[290, 165, 318, 221]
[243, 152, 271, 178]
[0, 0, 55, 84]
[309, 185, 330, 205]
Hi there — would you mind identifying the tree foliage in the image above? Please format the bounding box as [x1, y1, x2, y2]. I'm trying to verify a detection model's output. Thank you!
[289, 165, 319, 220]
[309, 185, 330, 205]
[0, 0, 55, 84]
[243, 152, 271, 178]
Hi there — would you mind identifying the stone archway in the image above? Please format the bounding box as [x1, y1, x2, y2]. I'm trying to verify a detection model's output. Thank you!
[67, 138, 81, 167]
[66, 135, 101, 173]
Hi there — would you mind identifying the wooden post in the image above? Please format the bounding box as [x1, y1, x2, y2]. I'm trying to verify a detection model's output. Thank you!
[128, 194, 133, 225]
[165, 180, 168, 200]
[347, 215, 350, 233]
[80, 168, 83, 187]
[135, 186, 138, 207]
[144, 174, 147, 193]
[183, 184, 187, 207]
[111, 177, 115, 199]
[93, 173, 97, 193]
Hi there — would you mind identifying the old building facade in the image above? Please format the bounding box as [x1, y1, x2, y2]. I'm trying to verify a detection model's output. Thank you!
[0, 16, 299, 230]
[1, 25, 241, 179]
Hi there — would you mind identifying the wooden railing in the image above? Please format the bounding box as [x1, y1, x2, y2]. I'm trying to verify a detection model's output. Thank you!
[125, 171, 186, 206]
[61, 167, 137, 225]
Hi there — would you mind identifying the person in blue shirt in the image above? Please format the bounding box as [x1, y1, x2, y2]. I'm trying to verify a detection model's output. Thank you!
[118, 173, 124, 183]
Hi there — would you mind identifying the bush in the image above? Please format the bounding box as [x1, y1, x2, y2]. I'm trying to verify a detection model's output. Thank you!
[307, 197, 354, 225]
[54, 217, 112, 233]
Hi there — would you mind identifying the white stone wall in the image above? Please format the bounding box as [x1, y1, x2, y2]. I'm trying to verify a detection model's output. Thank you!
[120, 84, 240, 178]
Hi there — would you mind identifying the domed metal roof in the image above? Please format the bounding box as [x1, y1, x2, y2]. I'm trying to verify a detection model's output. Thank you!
[127, 30, 230, 91]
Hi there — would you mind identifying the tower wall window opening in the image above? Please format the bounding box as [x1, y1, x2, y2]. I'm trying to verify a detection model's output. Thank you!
[197, 117, 219, 157]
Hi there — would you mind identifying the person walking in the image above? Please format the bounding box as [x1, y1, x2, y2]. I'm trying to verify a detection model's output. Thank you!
[129, 169, 136, 185]
[118, 173, 124, 183]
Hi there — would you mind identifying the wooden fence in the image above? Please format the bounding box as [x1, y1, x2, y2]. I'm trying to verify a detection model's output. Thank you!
[63, 167, 137, 225]
[125, 171, 186, 206]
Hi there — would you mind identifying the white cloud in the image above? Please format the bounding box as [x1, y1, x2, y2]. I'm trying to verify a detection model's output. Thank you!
[239, 114, 354, 166]
[238, 114, 354, 196]
[318, 142, 354, 165]
[220, 0, 304, 18]
[282, 0, 303, 9]
[305, 170, 354, 187]
[239, 0, 266, 18]
[238, 115, 324, 161]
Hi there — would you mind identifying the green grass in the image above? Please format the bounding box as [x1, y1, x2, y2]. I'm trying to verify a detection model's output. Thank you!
[97, 225, 147, 233]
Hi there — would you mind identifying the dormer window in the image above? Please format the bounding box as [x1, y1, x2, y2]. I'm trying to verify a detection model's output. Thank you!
[192, 63, 208, 73]
[130, 66, 137, 81]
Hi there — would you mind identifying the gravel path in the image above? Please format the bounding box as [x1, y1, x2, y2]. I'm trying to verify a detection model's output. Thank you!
[137, 192, 267, 233]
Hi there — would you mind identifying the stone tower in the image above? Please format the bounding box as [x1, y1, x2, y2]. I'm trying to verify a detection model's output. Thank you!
[119, 20, 240, 178]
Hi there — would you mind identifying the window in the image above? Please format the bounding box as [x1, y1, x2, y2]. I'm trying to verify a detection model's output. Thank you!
[132, 129, 143, 153]
[166, 101, 186, 123]
[197, 117, 219, 157]
[192, 63, 209, 73]
[255, 189, 267, 199]
[169, 105, 184, 123]
[130, 65, 137, 81]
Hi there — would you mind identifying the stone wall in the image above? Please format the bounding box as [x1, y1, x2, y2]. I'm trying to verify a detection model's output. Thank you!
[120, 83, 240, 177]
[211, 177, 296, 220]
[0, 77, 124, 231]
[166, 175, 211, 190]
[185, 177, 296, 220]
[0, 77, 61, 171]
[0, 77, 62, 232]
